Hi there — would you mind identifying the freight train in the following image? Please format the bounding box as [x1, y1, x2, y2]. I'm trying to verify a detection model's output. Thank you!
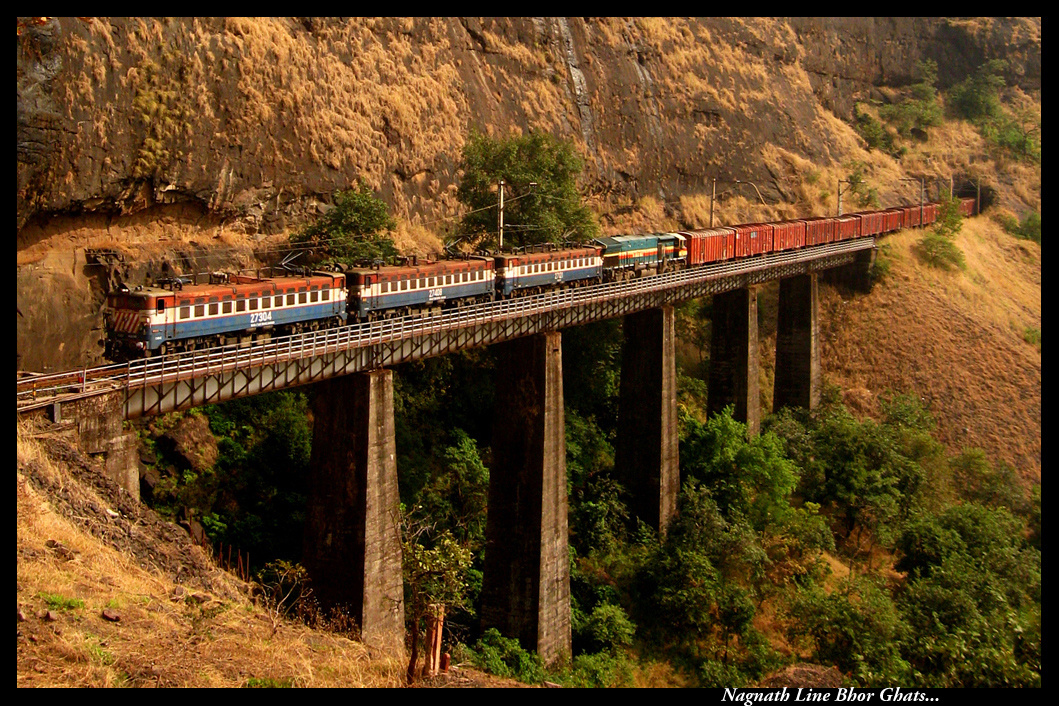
[103, 198, 975, 360]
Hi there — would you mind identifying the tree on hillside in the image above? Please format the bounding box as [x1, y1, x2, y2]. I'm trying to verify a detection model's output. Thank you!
[932, 188, 964, 238]
[456, 131, 599, 250]
[948, 59, 1007, 123]
[290, 181, 398, 267]
[879, 59, 943, 138]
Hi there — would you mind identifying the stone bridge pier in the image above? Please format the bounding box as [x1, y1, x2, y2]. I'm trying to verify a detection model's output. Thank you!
[773, 273, 821, 412]
[707, 286, 761, 435]
[303, 370, 405, 655]
[480, 331, 572, 665]
[615, 306, 679, 535]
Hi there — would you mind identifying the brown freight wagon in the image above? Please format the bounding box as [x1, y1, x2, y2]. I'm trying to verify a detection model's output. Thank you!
[684, 227, 736, 266]
[835, 215, 860, 241]
[853, 210, 885, 237]
[732, 223, 774, 257]
[884, 208, 904, 233]
[802, 217, 835, 246]
[771, 220, 807, 252]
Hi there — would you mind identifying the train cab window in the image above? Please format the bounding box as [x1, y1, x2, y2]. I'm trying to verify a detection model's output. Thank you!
[195, 305, 204, 317]
[156, 300, 166, 313]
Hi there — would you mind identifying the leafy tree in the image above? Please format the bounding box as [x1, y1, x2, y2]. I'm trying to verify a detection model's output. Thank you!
[402, 522, 474, 683]
[894, 503, 1041, 687]
[573, 601, 636, 655]
[680, 406, 800, 532]
[787, 578, 910, 684]
[915, 231, 966, 271]
[931, 189, 964, 239]
[998, 210, 1041, 244]
[854, 107, 900, 157]
[948, 448, 1026, 513]
[948, 59, 1007, 122]
[456, 131, 599, 250]
[879, 59, 943, 138]
[411, 429, 490, 546]
[290, 181, 398, 266]
[637, 483, 765, 647]
[842, 162, 880, 210]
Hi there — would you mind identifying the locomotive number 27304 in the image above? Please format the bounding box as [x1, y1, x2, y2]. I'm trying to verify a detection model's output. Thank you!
[250, 311, 274, 326]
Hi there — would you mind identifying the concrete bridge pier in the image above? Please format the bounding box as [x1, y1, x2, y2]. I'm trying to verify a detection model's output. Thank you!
[773, 273, 821, 413]
[480, 331, 572, 665]
[822, 247, 877, 294]
[707, 287, 760, 436]
[615, 306, 679, 534]
[303, 369, 405, 655]
[45, 393, 140, 499]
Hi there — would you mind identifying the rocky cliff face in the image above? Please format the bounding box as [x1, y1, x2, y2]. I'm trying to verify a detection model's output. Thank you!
[17, 17, 1040, 234]
[16, 17, 1041, 372]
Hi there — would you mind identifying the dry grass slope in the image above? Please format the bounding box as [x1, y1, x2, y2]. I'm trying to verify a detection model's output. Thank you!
[16, 419, 405, 688]
[818, 216, 1041, 482]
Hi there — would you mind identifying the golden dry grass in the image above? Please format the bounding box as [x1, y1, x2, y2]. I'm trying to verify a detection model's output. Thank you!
[16, 421, 406, 688]
[818, 216, 1041, 482]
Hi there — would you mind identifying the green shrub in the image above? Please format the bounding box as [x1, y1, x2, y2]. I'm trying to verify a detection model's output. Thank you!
[470, 628, 546, 684]
[244, 677, 294, 688]
[948, 60, 1006, 122]
[566, 651, 634, 687]
[915, 232, 965, 271]
[1018, 212, 1041, 244]
[574, 602, 636, 654]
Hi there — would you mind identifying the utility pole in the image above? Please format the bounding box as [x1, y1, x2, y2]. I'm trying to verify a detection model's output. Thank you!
[837, 179, 852, 216]
[498, 179, 505, 252]
[710, 178, 716, 228]
[919, 177, 924, 227]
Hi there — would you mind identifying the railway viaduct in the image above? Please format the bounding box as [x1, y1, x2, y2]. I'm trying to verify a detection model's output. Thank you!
[17, 240, 875, 664]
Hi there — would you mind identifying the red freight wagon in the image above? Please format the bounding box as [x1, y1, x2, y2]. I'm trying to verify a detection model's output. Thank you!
[802, 217, 834, 246]
[902, 205, 923, 229]
[923, 202, 938, 226]
[959, 197, 976, 217]
[732, 223, 773, 257]
[835, 215, 860, 241]
[771, 220, 806, 252]
[684, 227, 736, 266]
[853, 211, 884, 236]
[884, 208, 904, 233]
